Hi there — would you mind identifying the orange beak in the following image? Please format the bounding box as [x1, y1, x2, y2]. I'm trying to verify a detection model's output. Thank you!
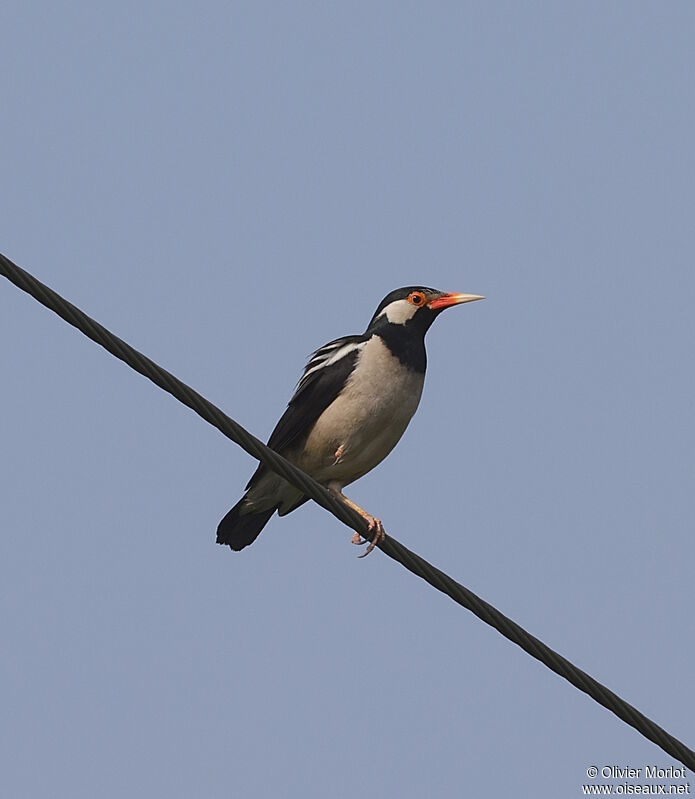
[427, 292, 485, 311]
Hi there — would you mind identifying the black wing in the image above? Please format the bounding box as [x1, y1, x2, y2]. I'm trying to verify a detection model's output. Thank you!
[268, 334, 365, 452]
[244, 335, 365, 490]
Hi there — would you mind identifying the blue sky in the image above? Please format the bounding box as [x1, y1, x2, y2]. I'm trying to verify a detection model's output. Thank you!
[1, 3, 693, 797]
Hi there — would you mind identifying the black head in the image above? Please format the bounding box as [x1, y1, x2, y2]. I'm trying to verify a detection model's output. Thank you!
[366, 286, 484, 335]
[364, 286, 484, 373]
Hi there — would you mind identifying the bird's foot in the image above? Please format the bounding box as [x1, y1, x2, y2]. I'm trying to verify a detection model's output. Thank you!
[355, 514, 385, 558]
[329, 487, 385, 558]
[333, 444, 345, 466]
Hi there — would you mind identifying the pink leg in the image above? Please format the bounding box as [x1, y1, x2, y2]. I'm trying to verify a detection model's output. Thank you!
[330, 489, 386, 557]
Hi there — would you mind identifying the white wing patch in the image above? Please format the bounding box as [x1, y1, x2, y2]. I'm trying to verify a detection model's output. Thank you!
[295, 339, 367, 393]
[374, 298, 418, 326]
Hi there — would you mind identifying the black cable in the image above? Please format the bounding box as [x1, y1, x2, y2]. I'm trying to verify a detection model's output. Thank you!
[2, 251, 693, 771]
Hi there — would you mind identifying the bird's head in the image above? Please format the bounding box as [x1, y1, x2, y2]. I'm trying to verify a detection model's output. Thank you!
[366, 286, 484, 334]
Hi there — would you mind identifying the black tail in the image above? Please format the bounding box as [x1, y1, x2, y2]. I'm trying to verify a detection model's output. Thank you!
[216, 497, 276, 551]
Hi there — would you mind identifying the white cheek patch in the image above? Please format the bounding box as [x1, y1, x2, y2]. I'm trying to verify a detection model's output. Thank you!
[378, 299, 417, 325]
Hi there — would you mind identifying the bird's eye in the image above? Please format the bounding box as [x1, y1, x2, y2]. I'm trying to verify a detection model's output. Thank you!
[408, 292, 425, 306]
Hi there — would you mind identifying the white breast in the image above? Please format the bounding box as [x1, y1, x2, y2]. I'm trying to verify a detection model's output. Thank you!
[298, 335, 424, 487]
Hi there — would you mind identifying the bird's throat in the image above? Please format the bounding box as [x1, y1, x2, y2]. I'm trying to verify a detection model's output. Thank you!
[371, 327, 427, 374]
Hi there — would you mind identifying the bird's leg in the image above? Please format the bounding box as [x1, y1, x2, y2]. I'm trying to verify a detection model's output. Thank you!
[329, 488, 385, 557]
[333, 444, 345, 466]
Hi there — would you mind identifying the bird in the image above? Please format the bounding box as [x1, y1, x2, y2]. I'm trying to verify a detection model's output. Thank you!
[217, 286, 483, 556]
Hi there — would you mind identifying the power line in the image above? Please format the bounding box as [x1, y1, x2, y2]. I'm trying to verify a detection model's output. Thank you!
[2, 251, 693, 771]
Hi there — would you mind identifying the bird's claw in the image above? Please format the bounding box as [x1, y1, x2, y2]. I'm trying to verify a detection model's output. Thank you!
[355, 515, 385, 558]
